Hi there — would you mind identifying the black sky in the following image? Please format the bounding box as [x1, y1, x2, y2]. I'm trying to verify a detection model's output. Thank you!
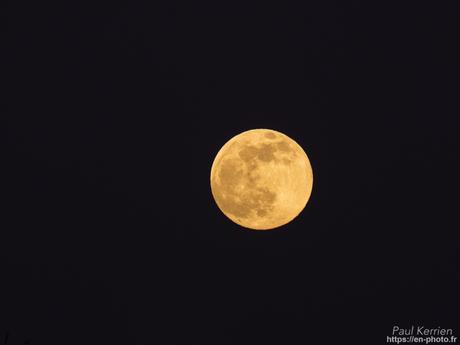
[4, 1, 460, 344]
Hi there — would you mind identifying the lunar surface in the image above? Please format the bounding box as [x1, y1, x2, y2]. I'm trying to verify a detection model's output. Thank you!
[210, 129, 313, 230]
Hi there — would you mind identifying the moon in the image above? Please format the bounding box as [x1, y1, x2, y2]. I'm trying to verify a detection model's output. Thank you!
[210, 129, 313, 230]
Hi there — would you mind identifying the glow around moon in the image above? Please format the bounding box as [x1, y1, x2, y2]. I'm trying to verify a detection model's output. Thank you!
[210, 129, 313, 230]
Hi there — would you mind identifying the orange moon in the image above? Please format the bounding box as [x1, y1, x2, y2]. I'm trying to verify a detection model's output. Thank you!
[210, 129, 313, 230]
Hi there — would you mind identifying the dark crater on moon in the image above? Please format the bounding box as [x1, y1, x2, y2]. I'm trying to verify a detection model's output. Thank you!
[238, 143, 277, 163]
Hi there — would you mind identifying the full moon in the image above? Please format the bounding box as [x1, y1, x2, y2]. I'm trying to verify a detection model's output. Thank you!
[210, 129, 313, 230]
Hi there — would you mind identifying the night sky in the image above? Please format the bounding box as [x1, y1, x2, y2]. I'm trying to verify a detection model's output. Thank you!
[4, 1, 459, 344]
